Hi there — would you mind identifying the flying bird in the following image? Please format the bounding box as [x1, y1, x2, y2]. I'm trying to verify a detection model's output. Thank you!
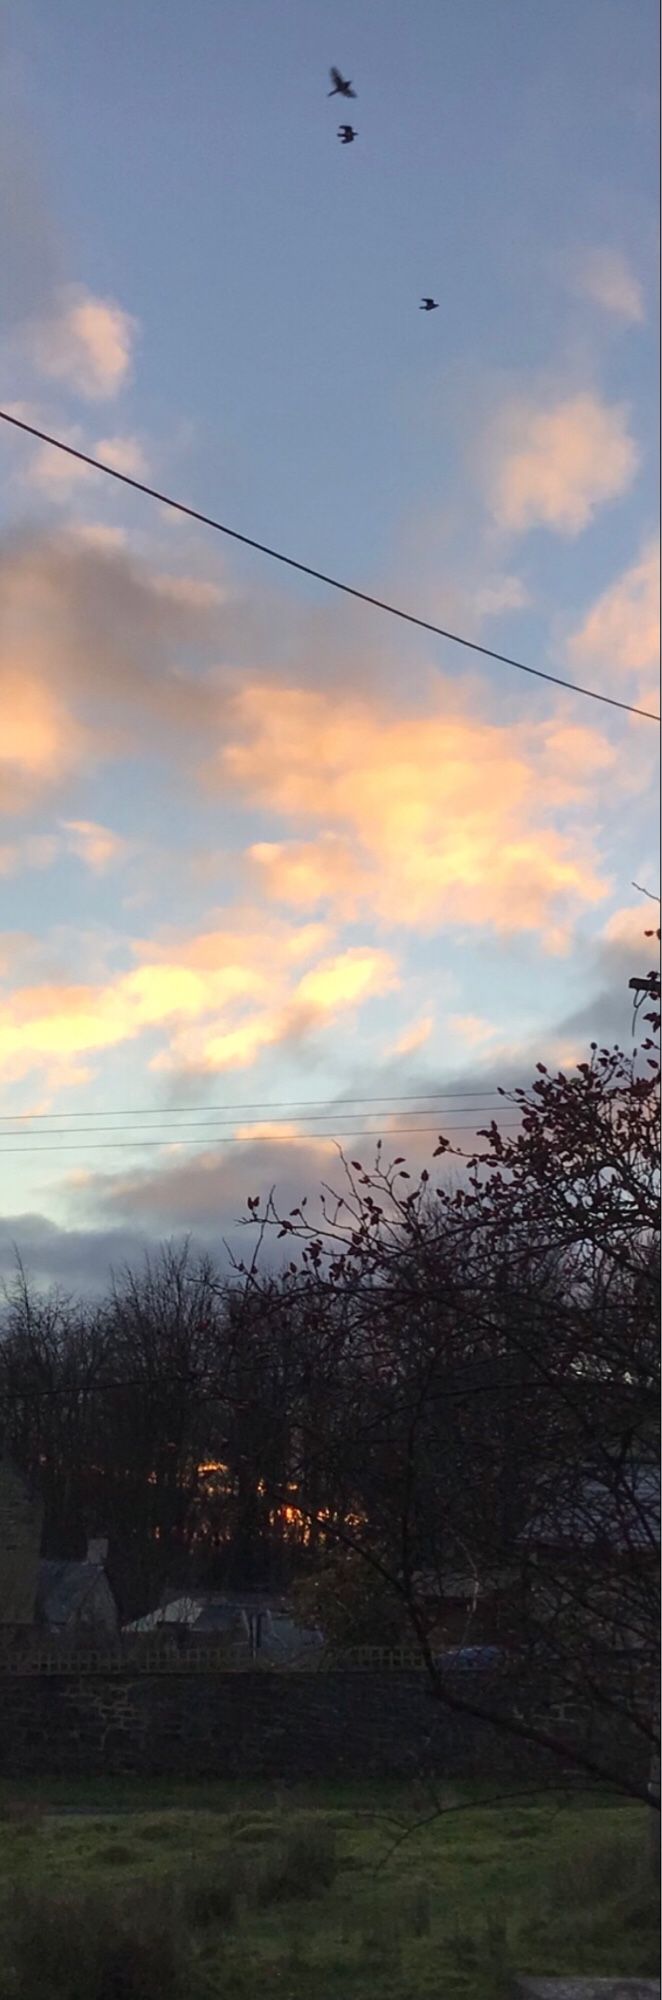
[420, 297, 439, 311]
[328, 66, 356, 98]
[338, 124, 357, 144]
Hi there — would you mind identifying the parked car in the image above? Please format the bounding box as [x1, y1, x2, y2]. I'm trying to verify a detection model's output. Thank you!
[433, 1644, 504, 1671]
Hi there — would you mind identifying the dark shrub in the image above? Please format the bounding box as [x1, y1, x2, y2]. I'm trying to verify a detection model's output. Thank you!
[182, 1854, 243, 1929]
[7, 1881, 186, 2000]
[252, 1819, 337, 1905]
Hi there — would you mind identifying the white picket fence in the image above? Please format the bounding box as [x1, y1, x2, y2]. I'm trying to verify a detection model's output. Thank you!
[0, 1643, 429, 1676]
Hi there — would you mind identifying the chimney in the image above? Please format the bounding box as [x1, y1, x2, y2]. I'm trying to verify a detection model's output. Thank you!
[87, 1537, 108, 1567]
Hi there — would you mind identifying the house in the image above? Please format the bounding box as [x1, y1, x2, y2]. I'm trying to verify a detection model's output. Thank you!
[0, 1455, 119, 1645]
[124, 1587, 322, 1662]
[36, 1540, 119, 1640]
[518, 1462, 660, 1677]
[520, 1463, 660, 1562]
[412, 1567, 519, 1649]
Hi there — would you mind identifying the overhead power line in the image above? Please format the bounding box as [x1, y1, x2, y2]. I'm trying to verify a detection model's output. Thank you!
[0, 1088, 512, 1125]
[0, 1119, 520, 1156]
[1, 410, 657, 723]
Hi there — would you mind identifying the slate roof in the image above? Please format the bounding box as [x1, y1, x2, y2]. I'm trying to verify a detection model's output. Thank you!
[192, 1602, 249, 1635]
[36, 1560, 113, 1627]
[522, 1466, 660, 1553]
[124, 1592, 322, 1655]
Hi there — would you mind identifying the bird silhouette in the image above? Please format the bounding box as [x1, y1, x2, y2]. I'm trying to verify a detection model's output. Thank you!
[420, 297, 439, 311]
[338, 124, 357, 144]
[328, 66, 356, 98]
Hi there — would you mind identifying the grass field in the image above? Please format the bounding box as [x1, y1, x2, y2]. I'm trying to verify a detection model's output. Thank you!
[0, 1778, 657, 1998]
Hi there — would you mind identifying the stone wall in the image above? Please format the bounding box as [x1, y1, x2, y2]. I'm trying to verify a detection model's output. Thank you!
[0, 1668, 640, 1783]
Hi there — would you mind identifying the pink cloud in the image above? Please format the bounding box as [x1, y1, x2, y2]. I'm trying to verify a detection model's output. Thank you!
[487, 392, 639, 535]
[223, 683, 610, 936]
[568, 539, 659, 678]
[60, 820, 130, 873]
[27, 285, 138, 399]
[386, 1014, 434, 1058]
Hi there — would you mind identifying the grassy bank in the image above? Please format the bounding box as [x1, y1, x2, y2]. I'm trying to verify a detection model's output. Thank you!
[0, 1781, 657, 1997]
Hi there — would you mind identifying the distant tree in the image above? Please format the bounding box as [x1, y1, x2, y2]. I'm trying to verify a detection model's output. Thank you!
[291, 1547, 409, 1650]
[241, 950, 660, 1804]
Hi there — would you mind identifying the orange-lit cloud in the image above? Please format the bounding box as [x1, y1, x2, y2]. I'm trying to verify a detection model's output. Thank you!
[487, 392, 639, 535]
[601, 903, 660, 953]
[60, 820, 130, 872]
[0, 822, 127, 877]
[567, 539, 659, 679]
[387, 1014, 434, 1058]
[225, 683, 610, 934]
[26, 284, 138, 399]
[0, 922, 395, 1088]
[0, 666, 90, 814]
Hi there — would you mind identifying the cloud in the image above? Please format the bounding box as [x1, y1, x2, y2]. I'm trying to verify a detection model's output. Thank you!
[26, 284, 138, 399]
[548, 903, 660, 1049]
[2, 526, 614, 953]
[80, 1136, 342, 1236]
[0, 822, 127, 876]
[0, 525, 224, 809]
[0, 665, 91, 815]
[6, 900, 656, 1289]
[70, 522, 128, 552]
[449, 1014, 499, 1049]
[227, 683, 611, 935]
[474, 575, 530, 616]
[29, 434, 95, 498]
[387, 1015, 434, 1059]
[574, 249, 645, 325]
[25, 430, 147, 501]
[601, 903, 660, 953]
[487, 392, 639, 535]
[60, 820, 130, 872]
[0, 1212, 154, 1294]
[149, 942, 395, 1078]
[0, 919, 395, 1090]
[567, 539, 660, 679]
[0, 835, 58, 876]
[94, 435, 147, 477]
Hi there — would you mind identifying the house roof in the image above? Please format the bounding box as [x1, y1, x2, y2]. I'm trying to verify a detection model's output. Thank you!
[192, 1602, 249, 1634]
[36, 1560, 108, 1626]
[124, 1596, 204, 1633]
[125, 1591, 285, 1634]
[161, 1586, 285, 1613]
[125, 1593, 320, 1653]
[522, 1466, 660, 1553]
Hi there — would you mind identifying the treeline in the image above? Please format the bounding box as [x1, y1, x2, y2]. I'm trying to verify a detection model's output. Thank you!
[1, 986, 659, 1797]
[0, 1019, 658, 1639]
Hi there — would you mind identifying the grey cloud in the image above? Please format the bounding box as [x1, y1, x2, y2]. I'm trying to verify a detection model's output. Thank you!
[26, 918, 655, 1294]
[0, 1212, 155, 1296]
[77, 1136, 339, 1239]
[0, 526, 222, 727]
[551, 922, 659, 1049]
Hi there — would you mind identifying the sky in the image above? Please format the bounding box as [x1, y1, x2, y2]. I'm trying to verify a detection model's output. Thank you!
[0, 0, 659, 1290]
